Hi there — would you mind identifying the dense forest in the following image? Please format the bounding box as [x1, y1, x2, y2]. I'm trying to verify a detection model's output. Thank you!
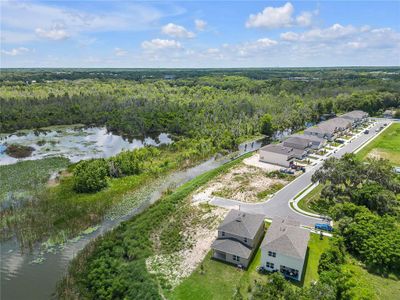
[1, 69, 400, 150]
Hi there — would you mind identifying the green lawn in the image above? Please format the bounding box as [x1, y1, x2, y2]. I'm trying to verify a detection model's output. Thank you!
[170, 233, 330, 299]
[302, 233, 331, 286]
[297, 184, 324, 214]
[356, 123, 400, 165]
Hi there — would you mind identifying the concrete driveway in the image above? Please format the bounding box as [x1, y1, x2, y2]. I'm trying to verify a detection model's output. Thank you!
[210, 119, 390, 227]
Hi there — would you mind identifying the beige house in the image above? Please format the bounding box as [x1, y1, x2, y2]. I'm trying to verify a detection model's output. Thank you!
[211, 210, 265, 268]
[259, 144, 307, 167]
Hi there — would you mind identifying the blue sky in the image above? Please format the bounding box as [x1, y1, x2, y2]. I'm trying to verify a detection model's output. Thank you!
[1, 1, 399, 67]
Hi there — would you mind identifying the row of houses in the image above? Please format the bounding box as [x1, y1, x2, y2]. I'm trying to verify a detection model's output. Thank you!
[211, 210, 309, 281]
[259, 110, 368, 167]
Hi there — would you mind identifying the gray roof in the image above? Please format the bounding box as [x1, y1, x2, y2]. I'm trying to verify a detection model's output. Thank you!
[306, 117, 351, 135]
[291, 134, 326, 144]
[211, 238, 253, 259]
[261, 216, 309, 260]
[341, 110, 368, 120]
[260, 143, 306, 158]
[283, 137, 311, 149]
[218, 210, 265, 239]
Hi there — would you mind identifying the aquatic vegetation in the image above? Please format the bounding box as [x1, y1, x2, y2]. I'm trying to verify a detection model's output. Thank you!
[0, 157, 69, 205]
[5, 144, 35, 158]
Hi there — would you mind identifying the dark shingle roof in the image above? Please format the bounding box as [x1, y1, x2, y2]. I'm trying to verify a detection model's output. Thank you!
[291, 134, 325, 144]
[218, 210, 264, 239]
[341, 110, 368, 120]
[261, 216, 309, 259]
[283, 137, 311, 149]
[259, 144, 306, 157]
[211, 238, 253, 259]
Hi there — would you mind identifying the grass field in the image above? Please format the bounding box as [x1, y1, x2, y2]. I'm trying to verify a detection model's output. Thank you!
[296, 184, 324, 214]
[170, 233, 330, 299]
[356, 123, 400, 165]
[344, 259, 400, 300]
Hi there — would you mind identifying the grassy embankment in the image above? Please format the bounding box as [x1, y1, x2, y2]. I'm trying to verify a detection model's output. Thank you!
[170, 233, 330, 300]
[356, 122, 400, 165]
[57, 153, 252, 299]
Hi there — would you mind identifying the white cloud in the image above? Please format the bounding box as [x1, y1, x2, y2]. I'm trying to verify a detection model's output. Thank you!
[246, 2, 317, 29]
[1, 1, 168, 44]
[246, 2, 294, 29]
[141, 38, 182, 50]
[114, 48, 128, 56]
[161, 23, 195, 38]
[35, 24, 70, 41]
[237, 38, 278, 56]
[1, 47, 30, 56]
[281, 24, 358, 42]
[195, 19, 207, 31]
[296, 12, 313, 27]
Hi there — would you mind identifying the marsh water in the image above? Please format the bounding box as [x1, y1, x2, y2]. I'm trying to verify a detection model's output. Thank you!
[0, 126, 265, 300]
[0, 125, 172, 165]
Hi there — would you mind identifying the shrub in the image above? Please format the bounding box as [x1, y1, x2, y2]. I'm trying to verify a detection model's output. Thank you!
[73, 159, 109, 193]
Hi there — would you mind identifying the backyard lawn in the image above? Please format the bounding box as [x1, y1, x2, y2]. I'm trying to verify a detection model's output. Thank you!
[356, 123, 400, 165]
[170, 233, 330, 299]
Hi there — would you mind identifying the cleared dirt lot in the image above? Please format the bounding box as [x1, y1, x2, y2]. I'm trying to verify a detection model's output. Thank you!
[192, 162, 293, 204]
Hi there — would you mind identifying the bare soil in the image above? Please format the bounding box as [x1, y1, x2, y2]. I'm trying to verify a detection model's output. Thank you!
[194, 163, 289, 203]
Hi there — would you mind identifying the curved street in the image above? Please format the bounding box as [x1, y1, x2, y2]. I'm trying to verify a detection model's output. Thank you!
[210, 119, 390, 227]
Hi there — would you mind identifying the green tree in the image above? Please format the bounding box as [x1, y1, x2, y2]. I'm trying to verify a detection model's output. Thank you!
[259, 113, 276, 137]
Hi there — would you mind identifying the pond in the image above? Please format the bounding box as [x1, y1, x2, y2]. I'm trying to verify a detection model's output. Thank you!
[0, 125, 172, 165]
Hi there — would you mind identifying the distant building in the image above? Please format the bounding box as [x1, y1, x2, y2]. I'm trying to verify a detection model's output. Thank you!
[164, 74, 176, 80]
[383, 110, 394, 118]
[211, 210, 265, 268]
[260, 216, 310, 281]
[259, 144, 307, 167]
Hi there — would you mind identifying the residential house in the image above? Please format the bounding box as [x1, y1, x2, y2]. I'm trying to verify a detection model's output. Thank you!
[341, 110, 369, 125]
[290, 134, 327, 149]
[304, 117, 352, 141]
[259, 144, 307, 167]
[282, 136, 312, 150]
[211, 210, 265, 268]
[260, 216, 310, 281]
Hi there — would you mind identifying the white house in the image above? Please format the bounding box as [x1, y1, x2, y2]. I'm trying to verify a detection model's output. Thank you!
[260, 216, 310, 281]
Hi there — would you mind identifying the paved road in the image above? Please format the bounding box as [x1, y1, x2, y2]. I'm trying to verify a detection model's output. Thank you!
[211, 119, 389, 227]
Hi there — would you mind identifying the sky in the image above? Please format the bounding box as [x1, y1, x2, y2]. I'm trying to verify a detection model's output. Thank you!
[1, 0, 400, 68]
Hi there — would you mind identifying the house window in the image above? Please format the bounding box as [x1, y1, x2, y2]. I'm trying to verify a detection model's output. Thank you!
[266, 262, 274, 269]
[268, 251, 276, 257]
[233, 255, 240, 262]
[221, 231, 225, 237]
